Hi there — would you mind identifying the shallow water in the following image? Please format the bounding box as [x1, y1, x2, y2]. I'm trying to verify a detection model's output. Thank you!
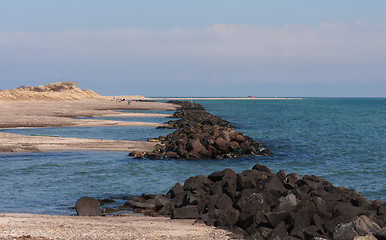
[0, 98, 385, 215]
[1, 126, 173, 142]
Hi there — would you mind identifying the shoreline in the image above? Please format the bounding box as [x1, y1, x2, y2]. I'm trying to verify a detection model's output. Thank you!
[0, 99, 176, 153]
[0, 132, 159, 153]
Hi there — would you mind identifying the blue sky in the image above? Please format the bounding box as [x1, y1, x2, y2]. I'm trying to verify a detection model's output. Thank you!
[1, 1, 386, 97]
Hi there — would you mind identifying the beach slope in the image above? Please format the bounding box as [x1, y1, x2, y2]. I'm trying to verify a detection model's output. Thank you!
[0, 213, 232, 240]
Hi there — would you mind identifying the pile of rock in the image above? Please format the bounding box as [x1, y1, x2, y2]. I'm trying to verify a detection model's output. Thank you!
[123, 165, 385, 239]
[132, 101, 270, 159]
[159, 101, 230, 129]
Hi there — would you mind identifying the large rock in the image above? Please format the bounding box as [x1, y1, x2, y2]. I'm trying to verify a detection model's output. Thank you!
[171, 205, 199, 219]
[124, 200, 156, 210]
[333, 215, 381, 240]
[275, 193, 297, 212]
[120, 164, 385, 239]
[353, 215, 381, 236]
[75, 196, 103, 216]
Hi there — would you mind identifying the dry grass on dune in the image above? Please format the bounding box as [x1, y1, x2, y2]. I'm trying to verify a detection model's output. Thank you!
[0, 81, 104, 101]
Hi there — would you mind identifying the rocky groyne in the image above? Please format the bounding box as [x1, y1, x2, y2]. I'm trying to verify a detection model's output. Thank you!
[130, 101, 271, 160]
[118, 165, 385, 240]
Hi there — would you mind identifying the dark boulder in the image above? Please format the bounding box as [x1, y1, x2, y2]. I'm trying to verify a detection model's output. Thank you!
[124, 200, 156, 210]
[171, 205, 199, 219]
[333, 215, 381, 240]
[284, 173, 301, 189]
[154, 194, 170, 210]
[75, 196, 103, 216]
[231, 134, 245, 143]
[208, 169, 236, 182]
[167, 183, 184, 198]
[183, 175, 213, 197]
[164, 151, 180, 159]
[236, 190, 270, 215]
[267, 221, 290, 239]
[274, 194, 297, 213]
[264, 175, 287, 201]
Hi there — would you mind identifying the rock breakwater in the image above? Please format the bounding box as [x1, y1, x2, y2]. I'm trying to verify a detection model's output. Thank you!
[130, 101, 270, 159]
[121, 165, 385, 239]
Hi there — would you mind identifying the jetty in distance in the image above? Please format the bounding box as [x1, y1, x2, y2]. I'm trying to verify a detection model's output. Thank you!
[147, 97, 303, 100]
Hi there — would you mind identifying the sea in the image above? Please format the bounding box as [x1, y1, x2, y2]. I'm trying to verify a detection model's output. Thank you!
[0, 98, 385, 215]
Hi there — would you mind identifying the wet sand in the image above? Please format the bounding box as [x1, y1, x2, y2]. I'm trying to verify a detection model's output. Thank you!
[0, 99, 175, 152]
[0, 132, 159, 152]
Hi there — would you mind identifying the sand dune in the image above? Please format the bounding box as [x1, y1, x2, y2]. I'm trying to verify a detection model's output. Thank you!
[0, 81, 106, 101]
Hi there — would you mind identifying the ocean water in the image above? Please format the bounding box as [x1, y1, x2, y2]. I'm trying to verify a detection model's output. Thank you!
[0, 98, 385, 215]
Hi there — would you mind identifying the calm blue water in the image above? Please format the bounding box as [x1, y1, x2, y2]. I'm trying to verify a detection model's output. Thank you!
[0, 98, 385, 215]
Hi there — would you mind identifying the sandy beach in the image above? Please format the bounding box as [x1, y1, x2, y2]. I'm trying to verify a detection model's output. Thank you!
[0, 213, 232, 240]
[0, 99, 175, 152]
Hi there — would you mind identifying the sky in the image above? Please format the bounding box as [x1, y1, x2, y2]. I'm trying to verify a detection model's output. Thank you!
[1, 1, 386, 97]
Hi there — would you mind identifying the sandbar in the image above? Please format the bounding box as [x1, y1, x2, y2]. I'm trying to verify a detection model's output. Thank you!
[0, 99, 175, 128]
[0, 132, 159, 153]
[0, 99, 176, 153]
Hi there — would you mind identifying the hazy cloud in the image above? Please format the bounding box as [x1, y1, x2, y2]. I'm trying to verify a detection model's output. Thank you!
[1, 22, 385, 92]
